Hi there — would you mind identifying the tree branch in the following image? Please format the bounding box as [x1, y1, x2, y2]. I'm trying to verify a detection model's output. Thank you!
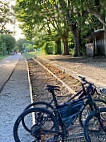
[86, 7, 106, 27]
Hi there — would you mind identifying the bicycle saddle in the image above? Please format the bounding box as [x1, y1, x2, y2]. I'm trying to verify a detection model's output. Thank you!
[45, 85, 60, 91]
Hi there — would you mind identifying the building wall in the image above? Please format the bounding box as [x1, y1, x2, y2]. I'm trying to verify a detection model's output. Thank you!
[86, 29, 106, 56]
[96, 31, 105, 55]
[86, 43, 94, 56]
[104, 29, 106, 55]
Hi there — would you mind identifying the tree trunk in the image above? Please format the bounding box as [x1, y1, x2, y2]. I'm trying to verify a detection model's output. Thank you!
[8, 50, 10, 55]
[72, 28, 81, 56]
[62, 37, 69, 55]
[3, 49, 5, 56]
[55, 38, 61, 54]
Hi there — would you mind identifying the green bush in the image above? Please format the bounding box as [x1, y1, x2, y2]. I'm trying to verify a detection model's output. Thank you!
[69, 48, 75, 56]
[44, 42, 54, 54]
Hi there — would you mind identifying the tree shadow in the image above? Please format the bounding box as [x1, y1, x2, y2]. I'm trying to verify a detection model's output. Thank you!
[49, 56, 106, 69]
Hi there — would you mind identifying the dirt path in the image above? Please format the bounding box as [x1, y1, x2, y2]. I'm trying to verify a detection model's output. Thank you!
[38, 55, 106, 88]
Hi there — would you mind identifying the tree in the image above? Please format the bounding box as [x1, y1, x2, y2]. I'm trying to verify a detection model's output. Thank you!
[16, 38, 33, 52]
[5, 35, 16, 54]
[85, 0, 106, 28]
[0, 35, 16, 55]
[14, 0, 70, 54]
[54, 0, 82, 56]
[100, 0, 106, 9]
[22, 42, 34, 52]
[0, 1, 14, 34]
[0, 38, 7, 55]
[16, 39, 28, 52]
[56, 0, 105, 56]
[14, 0, 105, 56]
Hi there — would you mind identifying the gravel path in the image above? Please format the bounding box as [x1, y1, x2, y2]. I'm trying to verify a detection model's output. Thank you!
[0, 54, 21, 91]
[0, 55, 31, 142]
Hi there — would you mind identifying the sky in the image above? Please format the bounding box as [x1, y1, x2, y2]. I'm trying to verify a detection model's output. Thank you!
[4, 0, 25, 40]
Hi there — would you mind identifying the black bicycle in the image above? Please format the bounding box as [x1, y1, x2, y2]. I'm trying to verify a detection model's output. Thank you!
[22, 76, 106, 130]
[13, 77, 106, 142]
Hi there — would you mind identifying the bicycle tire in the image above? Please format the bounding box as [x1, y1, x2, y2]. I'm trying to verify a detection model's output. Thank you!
[79, 98, 106, 127]
[22, 101, 57, 132]
[84, 107, 106, 142]
[13, 107, 58, 142]
[24, 101, 55, 110]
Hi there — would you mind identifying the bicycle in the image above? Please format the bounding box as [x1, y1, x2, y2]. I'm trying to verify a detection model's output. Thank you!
[22, 76, 106, 130]
[13, 77, 106, 142]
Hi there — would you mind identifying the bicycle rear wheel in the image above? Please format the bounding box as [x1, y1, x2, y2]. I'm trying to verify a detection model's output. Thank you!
[13, 107, 58, 142]
[84, 107, 106, 142]
[79, 98, 106, 127]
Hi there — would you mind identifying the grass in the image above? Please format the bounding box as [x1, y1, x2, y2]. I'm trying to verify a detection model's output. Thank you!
[22, 52, 36, 59]
[22, 49, 46, 59]
[0, 55, 10, 62]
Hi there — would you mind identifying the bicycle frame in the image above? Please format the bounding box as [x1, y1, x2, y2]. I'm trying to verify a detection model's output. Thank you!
[44, 81, 101, 138]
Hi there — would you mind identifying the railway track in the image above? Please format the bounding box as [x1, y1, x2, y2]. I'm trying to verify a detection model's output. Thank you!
[27, 58, 85, 141]
[27, 57, 105, 142]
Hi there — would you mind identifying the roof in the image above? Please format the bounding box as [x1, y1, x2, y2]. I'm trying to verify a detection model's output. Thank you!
[84, 29, 105, 40]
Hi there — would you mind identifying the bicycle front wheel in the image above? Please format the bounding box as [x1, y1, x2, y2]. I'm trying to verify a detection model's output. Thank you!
[22, 101, 56, 132]
[84, 107, 106, 142]
[13, 107, 58, 142]
[79, 98, 106, 128]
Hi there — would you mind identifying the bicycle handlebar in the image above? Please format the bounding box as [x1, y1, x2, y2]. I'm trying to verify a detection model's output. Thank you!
[78, 76, 94, 86]
[78, 76, 86, 81]
[78, 76, 101, 96]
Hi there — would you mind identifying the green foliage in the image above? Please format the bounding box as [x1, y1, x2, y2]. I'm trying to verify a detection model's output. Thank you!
[83, 0, 106, 27]
[69, 48, 75, 56]
[22, 42, 34, 52]
[14, 0, 106, 56]
[0, 35, 16, 55]
[16, 38, 33, 52]
[0, 1, 14, 34]
[0, 55, 9, 62]
[28, 44, 34, 52]
[100, 0, 106, 8]
[14, 0, 71, 54]
[0, 39, 7, 55]
[16, 39, 27, 52]
[22, 52, 36, 59]
[44, 41, 55, 54]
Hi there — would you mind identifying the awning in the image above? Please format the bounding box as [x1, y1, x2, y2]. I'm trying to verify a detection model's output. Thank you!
[84, 29, 104, 40]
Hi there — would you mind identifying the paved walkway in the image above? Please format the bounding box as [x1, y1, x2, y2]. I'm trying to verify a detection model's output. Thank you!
[38, 55, 106, 89]
[0, 55, 31, 142]
[0, 54, 21, 92]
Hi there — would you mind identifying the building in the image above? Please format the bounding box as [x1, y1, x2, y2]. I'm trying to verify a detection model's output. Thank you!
[85, 27, 106, 56]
